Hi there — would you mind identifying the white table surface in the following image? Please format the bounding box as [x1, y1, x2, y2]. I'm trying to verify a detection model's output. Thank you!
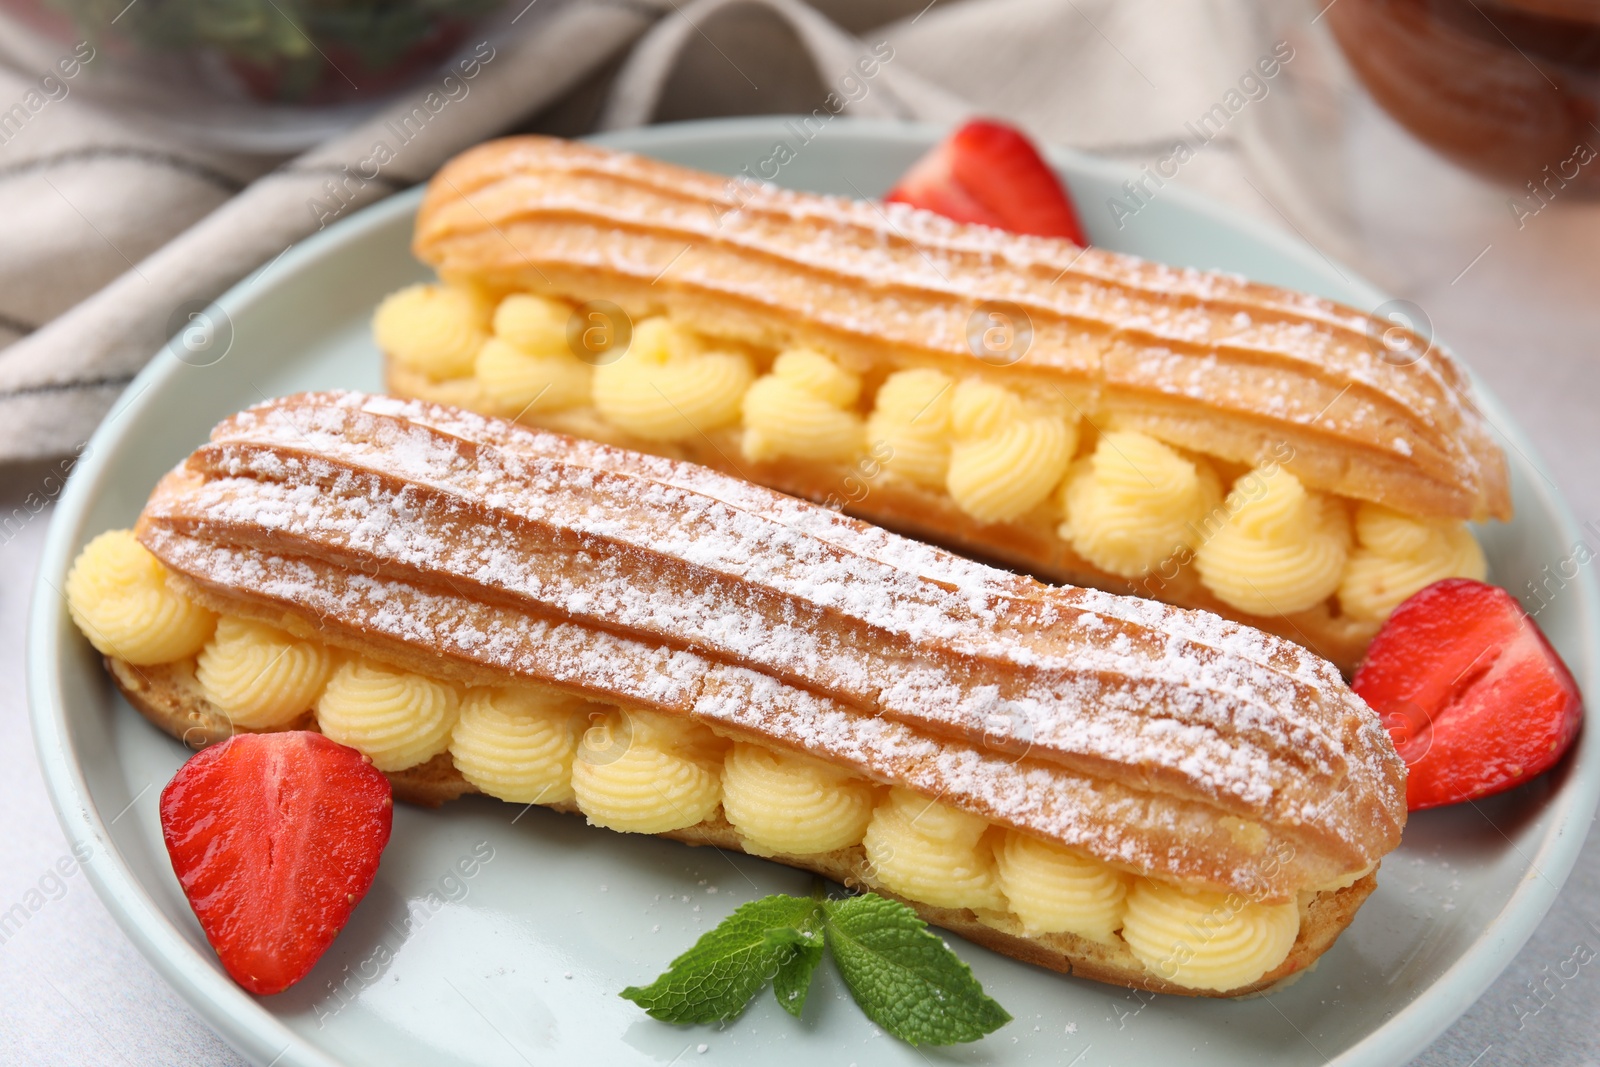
[3, 84, 1599, 1067]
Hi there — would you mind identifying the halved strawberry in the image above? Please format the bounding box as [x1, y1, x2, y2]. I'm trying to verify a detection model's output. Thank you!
[884, 118, 1088, 244]
[159, 732, 393, 994]
[1353, 578, 1583, 811]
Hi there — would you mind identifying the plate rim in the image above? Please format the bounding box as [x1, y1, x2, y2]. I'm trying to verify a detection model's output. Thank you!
[27, 115, 1600, 1067]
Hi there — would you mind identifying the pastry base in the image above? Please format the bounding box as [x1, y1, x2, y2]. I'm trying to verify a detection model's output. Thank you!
[109, 655, 1378, 999]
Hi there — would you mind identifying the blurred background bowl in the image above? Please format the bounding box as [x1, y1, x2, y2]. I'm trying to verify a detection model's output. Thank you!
[0, 0, 508, 151]
[1324, 0, 1600, 195]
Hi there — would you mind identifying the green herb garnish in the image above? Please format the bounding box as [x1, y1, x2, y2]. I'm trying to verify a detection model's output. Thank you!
[620, 889, 1011, 1046]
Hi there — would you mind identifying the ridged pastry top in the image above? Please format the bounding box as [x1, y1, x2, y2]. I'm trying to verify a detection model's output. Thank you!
[413, 135, 1508, 523]
[136, 392, 1405, 901]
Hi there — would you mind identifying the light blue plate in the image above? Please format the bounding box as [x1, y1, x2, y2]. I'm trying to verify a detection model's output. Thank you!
[28, 117, 1600, 1067]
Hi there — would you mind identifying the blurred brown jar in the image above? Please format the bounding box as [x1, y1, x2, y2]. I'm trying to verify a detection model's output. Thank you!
[1327, 0, 1600, 195]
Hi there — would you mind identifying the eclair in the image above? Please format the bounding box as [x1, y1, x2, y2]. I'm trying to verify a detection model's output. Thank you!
[65, 392, 1406, 997]
[374, 135, 1508, 672]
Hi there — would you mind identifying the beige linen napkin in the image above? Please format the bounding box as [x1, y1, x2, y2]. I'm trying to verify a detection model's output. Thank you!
[0, 0, 667, 459]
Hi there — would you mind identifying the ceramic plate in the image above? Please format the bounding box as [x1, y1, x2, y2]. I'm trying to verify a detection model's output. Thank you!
[29, 117, 1600, 1067]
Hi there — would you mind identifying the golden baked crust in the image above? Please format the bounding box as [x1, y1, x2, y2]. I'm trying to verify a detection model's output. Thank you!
[108, 654, 1375, 999]
[137, 391, 1405, 895]
[390, 135, 1511, 672]
[116, 390, 1406, 996]
[143, 391, 1408, 891]
[410, 136, 1508, 524]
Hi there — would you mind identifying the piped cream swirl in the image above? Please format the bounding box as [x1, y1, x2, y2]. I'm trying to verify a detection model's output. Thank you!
[865, 368, 955, 488]
[473, 294, 592, 416]
[1338, 503, 1487, 622]
[315, 657, 462, 772]
[65, 529, 216, 665]
[1195, 465, 1351, 616]
[993, 829, 1129, 941]
[721, 742, 878, 856]
[862, 787, 1006, 912]
[741, 348, 864, 463]
[1061, 432, 1222, 578]
[195, 616, 332, 728]
[1120, 879, 1299, 991]
[450, 686, 586, 804]
[945, 380, 1076, 523]
[570, 708, 727, 833]
[592, 318, 752, 441]
[372, 283, 488, 379]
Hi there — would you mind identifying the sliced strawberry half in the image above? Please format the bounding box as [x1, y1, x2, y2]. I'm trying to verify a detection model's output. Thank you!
[884, 118, 1088, 244]
[1353, 578, 1584, 811]
[159, 731, 393, 995]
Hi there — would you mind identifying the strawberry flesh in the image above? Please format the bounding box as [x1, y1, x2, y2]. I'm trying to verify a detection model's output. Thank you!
[160, 731, 393, 995]
[1353, 578, 1584, 811]
[885, 118, 1088, 244]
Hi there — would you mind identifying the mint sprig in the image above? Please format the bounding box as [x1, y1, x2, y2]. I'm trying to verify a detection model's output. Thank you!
[619, 895, 824, 1024]
[619, 890, 1011, 1046]
[771, 923, 825, 1018]
[824, 893, 1012, 1045]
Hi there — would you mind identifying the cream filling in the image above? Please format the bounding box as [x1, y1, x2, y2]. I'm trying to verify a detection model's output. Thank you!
[1338, 503, 1487, 622]
[1120, 879, 1301, 992]
[591, 318, 753, 441]
[383, 286, 1484, 628]
[316, 657, 462, 772]
[994, 828, 1129, 941]
[862, 786, 1007, 912]
[65, 530, 216, 666]
[470, 293, 595, 416]
[1194, 465, 1352, 616]
[1060, 431, 1222, 579]
[196, 616, 333, 729]
[945, 379, 1077, 524]
[570, 708, 727, 833]
[1312, 860, 1377, 894]
[73, 539, 1334, 992]
[741, 348, 865, 463]
[866, 367, 954, 488]
[450, 686, 587, 804]
[372, 283, 489, 380]
[721, 741, 878, 856]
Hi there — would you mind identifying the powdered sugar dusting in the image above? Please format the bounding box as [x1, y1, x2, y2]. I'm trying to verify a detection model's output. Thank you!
[418, 138, 1505, 519]
[140, 392, 1406, 889]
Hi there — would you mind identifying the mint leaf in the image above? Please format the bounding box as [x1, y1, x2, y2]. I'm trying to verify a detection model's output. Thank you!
[620, 895, 823, 1025]
[822, 894, 1012, 1046]
[618, 890, 1012, 1045]
[772, 926, 825, 1018]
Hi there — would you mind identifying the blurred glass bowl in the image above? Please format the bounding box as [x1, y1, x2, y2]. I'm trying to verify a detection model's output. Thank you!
[1324, 0, 1600, 195]
[0, 0, 507, 151]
